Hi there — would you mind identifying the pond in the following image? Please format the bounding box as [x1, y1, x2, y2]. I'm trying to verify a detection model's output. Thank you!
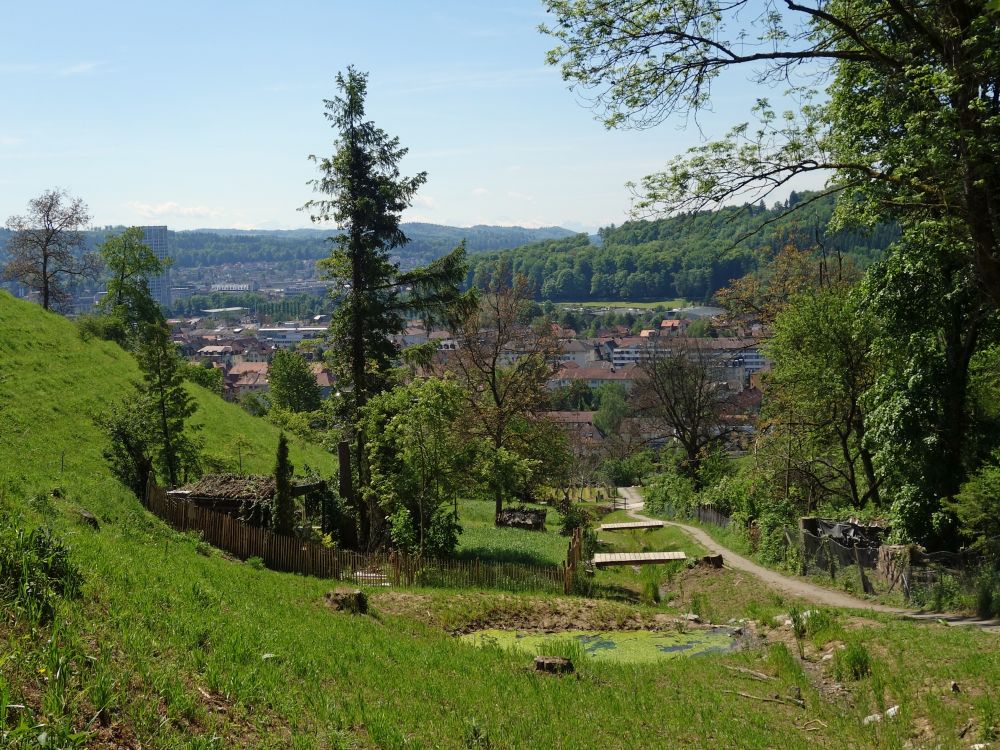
[460, 628, 738, 664]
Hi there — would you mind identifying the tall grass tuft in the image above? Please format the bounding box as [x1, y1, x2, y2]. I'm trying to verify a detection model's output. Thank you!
[834, 639, 872, 681]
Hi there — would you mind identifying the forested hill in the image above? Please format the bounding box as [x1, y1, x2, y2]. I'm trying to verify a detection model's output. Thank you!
[466, 193, 898, 303]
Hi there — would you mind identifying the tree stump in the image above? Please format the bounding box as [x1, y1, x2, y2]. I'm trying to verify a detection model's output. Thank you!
[534, 656, 574, 674]
[325, 588, 368, 614]
[700, 554, 724, 568]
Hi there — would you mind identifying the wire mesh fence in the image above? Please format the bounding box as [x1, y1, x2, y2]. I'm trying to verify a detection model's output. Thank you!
[656, 501, 997, 609]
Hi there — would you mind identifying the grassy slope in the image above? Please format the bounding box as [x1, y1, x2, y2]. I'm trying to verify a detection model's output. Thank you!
[1, 292, 998, 749]
[456, 498, 567, 566]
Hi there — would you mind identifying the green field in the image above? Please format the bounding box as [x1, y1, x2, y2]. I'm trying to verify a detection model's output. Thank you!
[556, 299, 689, 310]
[2, 292, 999, 749]
[456, 498, 567, 566]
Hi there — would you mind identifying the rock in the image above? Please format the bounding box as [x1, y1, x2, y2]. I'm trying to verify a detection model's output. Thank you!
[863, 706, 899, 725]
[822, 653, 834, 662]
[325, 588, 368, 614]
[685, 613, 702, 623]
[78, 510, 100, 530]
[970, 745, 987, 750]
[534, 656, 573, 674]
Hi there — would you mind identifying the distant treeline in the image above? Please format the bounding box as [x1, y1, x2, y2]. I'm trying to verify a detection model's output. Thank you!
[136, 224, 574, 268]
[1, 224, 575, 269]
[466, 193, 898, 303]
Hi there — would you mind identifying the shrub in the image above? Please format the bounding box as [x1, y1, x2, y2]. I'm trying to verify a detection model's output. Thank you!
[76, 313, 127, 346]
[833, 640, 872, 681]
[246, 556, 265, 570]
[975, 569, 999, 618]
[557, 500, 592, 536]
[424, 507, 461, 558]
[932, 573, 962, 612]
[644, 471, 696, 516]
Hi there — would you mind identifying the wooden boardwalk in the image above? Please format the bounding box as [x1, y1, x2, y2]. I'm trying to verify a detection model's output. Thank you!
[599, 520, 664, 531]
[592, 551, 687, 568]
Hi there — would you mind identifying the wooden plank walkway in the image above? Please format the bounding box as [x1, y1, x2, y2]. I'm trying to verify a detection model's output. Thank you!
[599, 520, 665, 531]
[592, 551, 687, 568]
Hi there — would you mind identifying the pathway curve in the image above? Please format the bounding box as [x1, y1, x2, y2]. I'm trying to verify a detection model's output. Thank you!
[616, 486, 1000, 631]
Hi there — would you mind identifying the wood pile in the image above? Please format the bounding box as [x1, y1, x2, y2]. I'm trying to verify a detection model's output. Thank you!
[496, 506, 547, 531]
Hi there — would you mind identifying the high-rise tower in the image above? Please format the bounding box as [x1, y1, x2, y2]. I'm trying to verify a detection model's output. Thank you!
[140, 225, 171, 308]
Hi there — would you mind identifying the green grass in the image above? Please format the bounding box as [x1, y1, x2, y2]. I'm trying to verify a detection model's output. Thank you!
[556, 299, 689, 310]
[455, 498, 568, 566]
[2, 292, 999, 749]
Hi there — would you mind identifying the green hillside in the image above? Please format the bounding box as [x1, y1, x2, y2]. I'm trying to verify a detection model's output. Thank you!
[1, 292, 997, 748]
[0, 292, 336, 496]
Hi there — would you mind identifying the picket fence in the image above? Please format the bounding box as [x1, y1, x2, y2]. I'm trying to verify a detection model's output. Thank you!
[144, 482, 569, 594]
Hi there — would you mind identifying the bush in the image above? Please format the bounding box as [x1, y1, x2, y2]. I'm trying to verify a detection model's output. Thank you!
[644, 471, 696, 516]
[557, 500, 592, 536]
[76, 314, 127, 346]
[0, 522, 81, 624]
[425, 507, 461, 558]
[975, 569, 999, 618]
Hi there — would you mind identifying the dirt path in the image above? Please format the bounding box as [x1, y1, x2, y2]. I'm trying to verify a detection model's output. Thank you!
[617, 486, 1000, 631]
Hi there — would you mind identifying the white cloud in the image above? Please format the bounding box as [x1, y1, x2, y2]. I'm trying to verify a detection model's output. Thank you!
[59, 61, 105, 76]
[412, 194, 437, 209]
[471, 187, 489, 196]
[127, 201, 224, 220]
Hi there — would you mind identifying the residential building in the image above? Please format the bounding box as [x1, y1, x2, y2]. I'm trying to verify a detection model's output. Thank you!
[556, 338, 598, 365]
[547, 364, 640, 392]
[257, 327, 327, 348]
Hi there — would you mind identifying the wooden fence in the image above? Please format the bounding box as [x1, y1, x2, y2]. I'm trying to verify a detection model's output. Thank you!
[144, 481, 568, 594]
[695, 504, 731, 529]
[564, 526, 584, 593]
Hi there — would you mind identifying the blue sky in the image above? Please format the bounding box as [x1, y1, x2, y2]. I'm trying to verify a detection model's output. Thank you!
[0, 1, 822, 232]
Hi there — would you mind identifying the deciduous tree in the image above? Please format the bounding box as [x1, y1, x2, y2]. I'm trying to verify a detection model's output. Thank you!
[268, 349, 321, 413]
[135, 322, 201, 487]
[360, 378, 468, 555]
[97, 226, 167, 334]
[634, 340, 740, 484]
[449, 273, 562, 517]
[3, 189, 99, 310]
[762, 287, 881, 510]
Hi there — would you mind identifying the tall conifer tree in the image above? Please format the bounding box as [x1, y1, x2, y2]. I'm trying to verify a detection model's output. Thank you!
[303, 67, 470, 548]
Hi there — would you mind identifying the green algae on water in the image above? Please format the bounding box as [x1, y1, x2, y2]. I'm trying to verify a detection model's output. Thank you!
[460, 628, 735, 664]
